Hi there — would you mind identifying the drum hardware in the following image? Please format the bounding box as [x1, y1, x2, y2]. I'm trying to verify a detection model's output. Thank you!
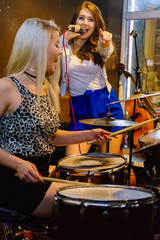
[66, 172, 71, 180]
[108, 170, 114, 183]
[102, 210, 109, 219]
[80, 201, 87, 220]
[86, 170, 92, 183]
[87, 117, 159, 186]
[123, 207, 130, 219]
[123, 166, 129, 184]
[110, 174, 115, 183]
[152, 166, 157, 179]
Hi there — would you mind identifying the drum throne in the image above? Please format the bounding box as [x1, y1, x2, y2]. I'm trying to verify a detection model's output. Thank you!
[0, 206, 56, 240]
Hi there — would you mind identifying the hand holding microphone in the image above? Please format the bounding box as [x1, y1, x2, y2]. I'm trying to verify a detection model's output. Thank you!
[65, 25, 84, 41]
[66, 26, 84, 34]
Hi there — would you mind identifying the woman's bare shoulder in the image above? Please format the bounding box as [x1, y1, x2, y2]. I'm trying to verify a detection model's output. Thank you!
[0, 76, 14, 92]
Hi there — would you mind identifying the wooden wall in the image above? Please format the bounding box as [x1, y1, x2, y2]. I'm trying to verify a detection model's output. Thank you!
[0, 0, 123, 93]
[0, 0, 123, 123]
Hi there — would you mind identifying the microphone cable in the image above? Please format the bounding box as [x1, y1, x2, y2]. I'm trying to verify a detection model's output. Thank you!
[63, 29, 81, 154]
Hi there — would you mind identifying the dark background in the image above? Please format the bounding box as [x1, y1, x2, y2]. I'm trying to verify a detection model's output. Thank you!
[0, 0, 123, 94]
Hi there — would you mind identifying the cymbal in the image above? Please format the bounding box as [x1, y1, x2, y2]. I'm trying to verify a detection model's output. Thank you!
[107, 92, 160, 105]
[79, 117, 137, 127]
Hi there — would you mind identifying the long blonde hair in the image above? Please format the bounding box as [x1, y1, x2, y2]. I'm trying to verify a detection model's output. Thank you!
[6, 18, 60, 112]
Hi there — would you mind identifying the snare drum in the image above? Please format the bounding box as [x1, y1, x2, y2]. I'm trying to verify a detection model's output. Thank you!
[57, 153, 127, 184]
[55, 185, 156, 240]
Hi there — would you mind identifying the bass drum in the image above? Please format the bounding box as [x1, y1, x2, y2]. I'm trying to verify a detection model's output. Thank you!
[55, 185, 156, 240]
[57, 153, 128, 185]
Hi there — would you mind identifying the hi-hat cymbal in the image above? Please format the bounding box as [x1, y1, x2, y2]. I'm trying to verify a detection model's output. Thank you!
[107, 92, 160, 105]
[79, 117, 137, 127]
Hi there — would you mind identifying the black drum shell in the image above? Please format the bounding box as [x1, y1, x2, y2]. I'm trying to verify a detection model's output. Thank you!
[54, 185, 156, 240]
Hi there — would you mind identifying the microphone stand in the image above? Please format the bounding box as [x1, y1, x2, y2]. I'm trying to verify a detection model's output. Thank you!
[127, 30, 142, 185]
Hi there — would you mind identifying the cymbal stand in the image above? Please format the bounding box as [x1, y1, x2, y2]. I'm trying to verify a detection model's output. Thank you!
[127, 30, 142, 185]
[105, 106, 112, 153]
[130, 30, 142, 93]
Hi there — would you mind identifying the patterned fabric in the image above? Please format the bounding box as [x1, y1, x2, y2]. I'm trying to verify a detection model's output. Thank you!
[0, 77, 59, 158]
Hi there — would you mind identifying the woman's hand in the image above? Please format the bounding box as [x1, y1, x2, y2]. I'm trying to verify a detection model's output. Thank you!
[52, 128, 114, 146]
[99, 28, 112, 48]
[16, 159, 45, 184]
[87, 128, 112, 144]
[65, 25, 82, 41]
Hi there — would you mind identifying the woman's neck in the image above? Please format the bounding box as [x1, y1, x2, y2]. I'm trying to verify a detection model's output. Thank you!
[71, 38, 86, 55]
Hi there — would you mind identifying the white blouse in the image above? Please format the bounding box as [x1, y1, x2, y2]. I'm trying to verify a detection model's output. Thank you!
[59, 36, 113, 97]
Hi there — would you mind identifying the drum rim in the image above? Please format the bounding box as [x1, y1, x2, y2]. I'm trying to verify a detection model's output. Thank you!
[57, 153, 127, 175]
[55, 184, 156, 207]
[134, 140, 160, 154]
[138, 127, 160, 146]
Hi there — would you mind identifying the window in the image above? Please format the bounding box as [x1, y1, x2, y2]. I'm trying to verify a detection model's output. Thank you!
[127, 0, 160, 12]
[120, 0, 160, 111]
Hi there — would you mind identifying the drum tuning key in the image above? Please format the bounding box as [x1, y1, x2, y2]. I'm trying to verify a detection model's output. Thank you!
[53, 196, 60, 215]
[124, 206, 130, 219]
[108, 170, 115, 183]
[80, 200, 87, 220]
[87, 170, 92, 183]
[66, 172, 71, 180]
[102, 210, 109, 219]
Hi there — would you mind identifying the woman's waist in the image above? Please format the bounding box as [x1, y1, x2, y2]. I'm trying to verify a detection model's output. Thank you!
[71, 86, 109, 99]
[71, 83, 106, 97]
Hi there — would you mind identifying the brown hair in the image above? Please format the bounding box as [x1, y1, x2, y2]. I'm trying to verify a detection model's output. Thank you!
[69, 1, 116, 69]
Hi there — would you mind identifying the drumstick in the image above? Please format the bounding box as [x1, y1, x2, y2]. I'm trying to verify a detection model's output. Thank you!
[87, 116, 159, 145]
[15, 173, 95, 186]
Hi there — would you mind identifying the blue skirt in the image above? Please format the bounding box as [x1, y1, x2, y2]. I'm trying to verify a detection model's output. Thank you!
[69, 87, 124, 133]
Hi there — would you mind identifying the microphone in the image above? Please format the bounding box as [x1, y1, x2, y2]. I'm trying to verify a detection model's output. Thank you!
[66, 26, 84, 34]
[130, 29, 138, 38]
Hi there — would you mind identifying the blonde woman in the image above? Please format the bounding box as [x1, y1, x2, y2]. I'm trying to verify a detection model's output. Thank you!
[0, 18, 111, 218]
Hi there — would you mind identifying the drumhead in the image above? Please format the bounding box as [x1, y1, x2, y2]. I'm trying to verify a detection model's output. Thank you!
[56, 185, 155, 206]
[139, 128, 160, 145]
[58, 153, 126, 174]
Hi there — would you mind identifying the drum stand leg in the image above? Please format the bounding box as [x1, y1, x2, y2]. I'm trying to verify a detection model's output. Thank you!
[105, 127, 112, 153]
[127, 129, 134, 185]
[106, 141, 109, 153]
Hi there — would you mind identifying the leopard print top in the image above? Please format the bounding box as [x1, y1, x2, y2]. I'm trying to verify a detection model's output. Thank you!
[0, 77, 59, 158]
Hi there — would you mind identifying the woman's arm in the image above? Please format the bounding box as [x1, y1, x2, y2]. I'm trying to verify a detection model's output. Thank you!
[0, 78, 12, 116]
[0, 148, 44, 183]
[52, 128, 112, 146]
[97, 29, 114, 62]
[0, 78, 44, 183]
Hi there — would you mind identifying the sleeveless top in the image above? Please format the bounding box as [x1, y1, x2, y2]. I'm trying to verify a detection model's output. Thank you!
[0, 77, 59, 158]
